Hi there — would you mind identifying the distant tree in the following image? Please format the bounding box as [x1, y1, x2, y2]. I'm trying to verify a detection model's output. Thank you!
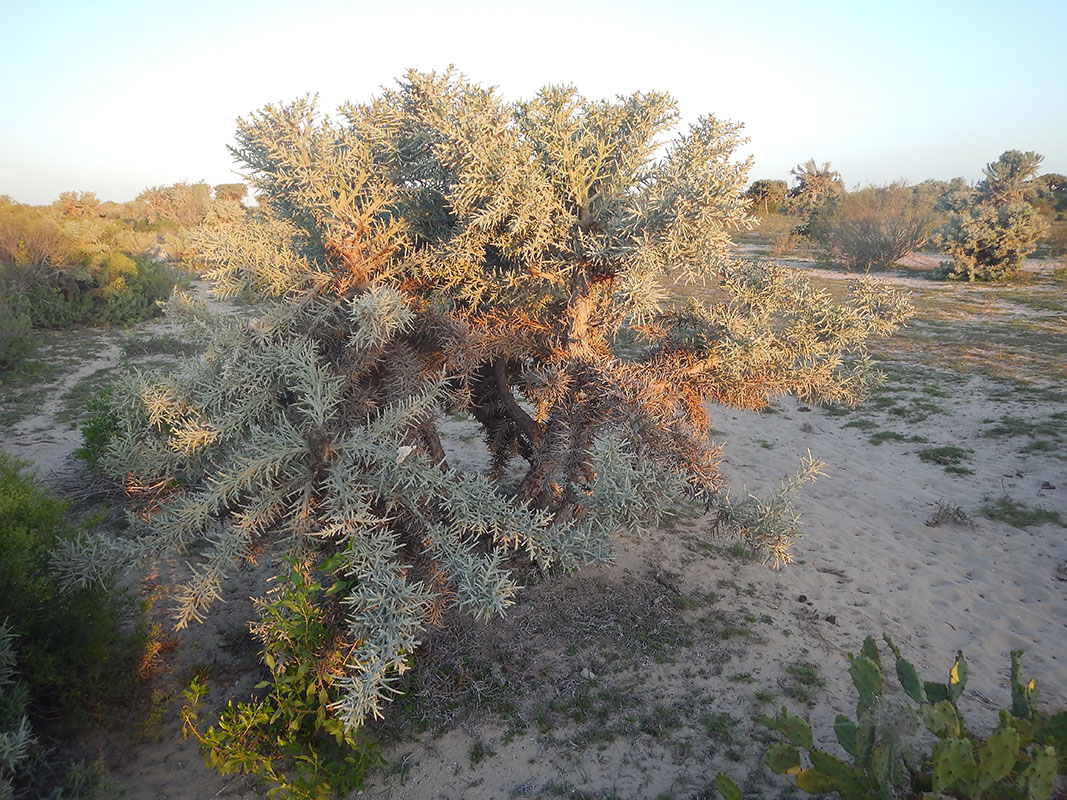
[810, 183, 935, 271]
[53, 191, 100, 218]
[214, 183, 247, 204]
[936, 151, 1048, 281]
[1034, 173, 1067, 213]
[975, 149, 1042, 205]
[136, 181, 213, 227]
[786, 159, 843, 220]
[744, 179, 787, 214]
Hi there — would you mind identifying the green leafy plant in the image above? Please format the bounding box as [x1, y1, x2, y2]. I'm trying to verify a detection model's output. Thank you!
[717, 636, 1066, 799]
[181, 559, 382, 799]
[0, 457, 145, 799]
[0, 455, 143, 728]
[0, 277, 33, 371]
[74, 390, 121, 466]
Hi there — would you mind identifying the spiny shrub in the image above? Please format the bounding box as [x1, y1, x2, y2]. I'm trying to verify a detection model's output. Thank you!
[181, 559, 383, 799]
[717, 635, 1066, 799]
[936, 151, 1048, 282]
[63, 69, 910, 754]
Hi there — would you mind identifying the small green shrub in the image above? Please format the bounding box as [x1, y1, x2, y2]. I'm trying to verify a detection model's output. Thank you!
[717, 636, 1066, 799]
[74, 391, 122, 466]
[181, 559, 383, 798]
[0, 455, 143, 730]
[2, 236, 176, 329]
[0, 303, 32, 371]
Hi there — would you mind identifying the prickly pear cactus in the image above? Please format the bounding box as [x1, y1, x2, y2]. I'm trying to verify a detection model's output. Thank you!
[720, 639, 1067, 800]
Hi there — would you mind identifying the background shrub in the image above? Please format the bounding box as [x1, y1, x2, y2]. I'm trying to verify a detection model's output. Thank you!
[936, 151, 1049, 281]
[810, 183, 935, 271]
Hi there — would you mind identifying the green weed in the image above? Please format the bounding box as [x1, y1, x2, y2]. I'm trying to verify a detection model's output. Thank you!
[981, 496, 1064, 529]
[918, 446, 972, 468]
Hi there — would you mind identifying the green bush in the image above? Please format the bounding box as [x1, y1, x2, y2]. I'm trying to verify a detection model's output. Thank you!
[74, 391, 121, 467]
[181, 559, 383, 799]
[0, 297, 32, 371]
[0, 455, 143, 730]
[717, 635, 1066, 799]
[1, 199, 178, 329]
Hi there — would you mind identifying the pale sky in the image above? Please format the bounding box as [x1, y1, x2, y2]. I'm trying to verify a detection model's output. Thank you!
[2, 0, 1064, 205]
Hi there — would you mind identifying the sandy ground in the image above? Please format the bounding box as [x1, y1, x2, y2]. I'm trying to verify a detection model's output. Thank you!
[1, 265, 1064, 799]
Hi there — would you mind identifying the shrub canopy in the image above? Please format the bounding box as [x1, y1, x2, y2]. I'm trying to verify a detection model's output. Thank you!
[66, 70, 910, 731]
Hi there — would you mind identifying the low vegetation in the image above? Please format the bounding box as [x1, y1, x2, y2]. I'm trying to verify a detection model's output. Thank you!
[809, 183, 935, 272]
[0, 455, 148, 797]
[718, 636, 1066, 800]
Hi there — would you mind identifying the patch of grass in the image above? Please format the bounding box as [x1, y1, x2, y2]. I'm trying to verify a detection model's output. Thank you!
[702, 711, 737, 743]
[981, 496, 1064, 529]
[887, 398, 946, 423]
[637, 704, 684, 739]
[921, 384, 951, 398]
[723, 543, 763, 562]
[820, 404, 852, 418]
[469, 738, 494, 766]
[918, 446, 972, 468]
[753, 688, 778, 704]
[727, 672, 756, 684]
[981, 414, 1065, 441]
[783, 661, 826, 705]
[56, 368, 116, 427]
[0, 355, 64, 426]
[1021, 440, 1060, 455]
[843, 418, 879, 431]
[869, 431, 927, 446]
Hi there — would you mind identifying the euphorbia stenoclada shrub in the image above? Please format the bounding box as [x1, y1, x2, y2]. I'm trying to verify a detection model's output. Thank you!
[60, 70, 910, 730]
